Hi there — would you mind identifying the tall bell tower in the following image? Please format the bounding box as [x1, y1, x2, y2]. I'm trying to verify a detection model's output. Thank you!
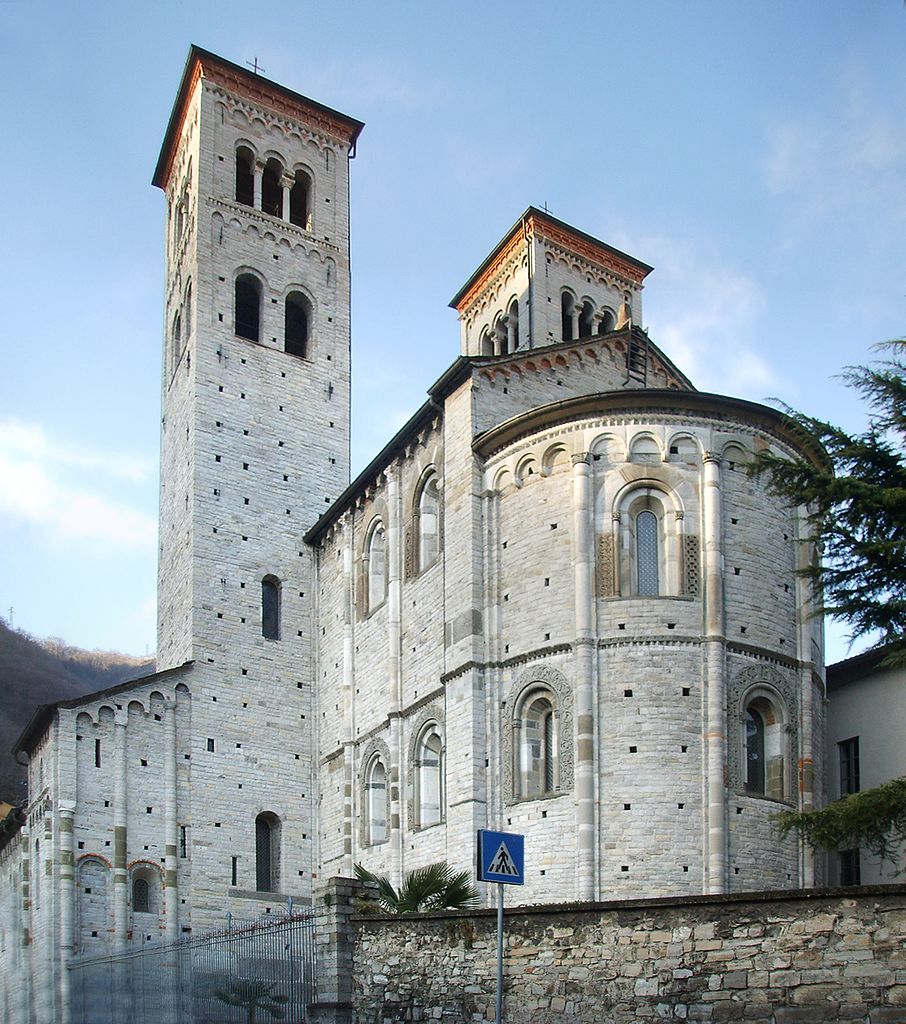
[152, 47, 363, 923]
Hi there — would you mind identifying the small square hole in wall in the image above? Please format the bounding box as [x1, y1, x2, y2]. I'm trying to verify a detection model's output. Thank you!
[244, 497, 250, 505]
[736, 807, 743, 815]
[667, 623, 676, 630]
[621, 865, 629, 872]
[740, 626, 747, 635]
[541, 810, 547, 818]
[618, 623, 626, 631]
[544, 578, 550, 587]
[540, 869, 546, 876]
[734, 568, 740, 576]
[683, 865, 689, 873]
[734, 867, 740, 875]
[681, 745, 688, 753]
[731, 517, 738, 525]
[218, 313, 224, 322]
[146, 807, 153, 814]
[682, 687, 690, 696]
[550, 523, 558, 530]
[104, 800, 110, 808]
[623, 803, 631, 811]
[214, 822, 221, 828]
[678, 802, 685, 809]
[140, 759, 148, 767]
[502, 541, 507, 549]
[624, 689, 633, 697]
[207, 738, 215, 752]
[78, 841, 85, 850]
[629, 745, 637, 753]
[544, 633, 550, 642]
[241, 669, 248, 676]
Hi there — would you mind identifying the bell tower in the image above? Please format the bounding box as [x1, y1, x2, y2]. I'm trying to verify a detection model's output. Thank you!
[152, 47, 363, 922]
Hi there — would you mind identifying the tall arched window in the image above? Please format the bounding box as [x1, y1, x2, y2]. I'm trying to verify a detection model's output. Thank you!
[366, 521, 387, 612]
[508, 299, 520, 350]
[255, 813, 280, 893]
[598, 307, 616, 333]
[235, 274, 261, 342]
[235, 147, 254, 206]
[366, 756, 387, 845]
[183, 280, 193, 340]
[290, 170, 311, 229]
[261, 576, 280, 640]
[416, 471, 440, 572]
[745, 708, 765, 794]
[636, 510, 660, 596]
[132, 877, 150, 914]
[415, 725, 443, 828]
[561, 292, 575, 340]
[742, 692, 786, 800]
[261, 158, 283, 218]
[516, 689, 558, 799]
[285, 292, 309, 358]
[578, 300, 595, 338]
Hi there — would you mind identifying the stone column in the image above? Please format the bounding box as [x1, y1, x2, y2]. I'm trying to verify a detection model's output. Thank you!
[281, 174, 294, 222]
[59, 800, 76, 1024]
[386, 467, 403, 889]
[795, 503, 817, 887]
[569, 308, 580, 341]
[702, 453, 727, 893]
[505, 316, 515, 354]
[253, 161, 264, 211]
[113, 709, 129, 949]
[164, 700, 178, 940]
[571, 453, 597, 900]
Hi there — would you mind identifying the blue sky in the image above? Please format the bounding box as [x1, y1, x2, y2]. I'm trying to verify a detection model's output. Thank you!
[0, 1, 903, 661]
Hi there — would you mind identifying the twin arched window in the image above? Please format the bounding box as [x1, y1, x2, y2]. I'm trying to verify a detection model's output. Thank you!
[560, 292, 618, 341]
[514, 688, 559, 799]
[234, 276, 313, 357]
[255, 812, 280, 893]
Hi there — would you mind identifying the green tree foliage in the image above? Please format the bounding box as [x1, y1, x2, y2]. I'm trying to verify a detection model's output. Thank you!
[776, 779, 906, 866]
[757, 340, 906, 864]
[753, 340, 906, 666]
[354, 861, 480, 913]
[213, 979, 288, 1024]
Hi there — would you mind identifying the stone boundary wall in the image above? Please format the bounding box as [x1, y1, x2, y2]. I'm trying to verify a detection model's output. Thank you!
[317, 880, 906, 1023]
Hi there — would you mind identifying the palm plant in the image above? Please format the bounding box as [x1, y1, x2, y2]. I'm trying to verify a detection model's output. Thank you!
[354, 861, 479, 913]
[213, 978, 288, 1024]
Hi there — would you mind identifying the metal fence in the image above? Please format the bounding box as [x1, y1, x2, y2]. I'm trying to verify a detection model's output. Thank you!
[68, 910, 317, 1024]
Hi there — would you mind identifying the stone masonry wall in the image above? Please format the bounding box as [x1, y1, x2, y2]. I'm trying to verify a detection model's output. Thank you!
[349, 884, 906, 1023]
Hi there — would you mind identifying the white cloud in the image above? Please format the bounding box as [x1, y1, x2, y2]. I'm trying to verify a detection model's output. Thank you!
[622, 234, 778, 400]
[0, 419, 157, 548]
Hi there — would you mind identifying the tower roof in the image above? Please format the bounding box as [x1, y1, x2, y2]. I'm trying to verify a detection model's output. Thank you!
[152, 45, 365, 191]
[449, 206, 654, 315]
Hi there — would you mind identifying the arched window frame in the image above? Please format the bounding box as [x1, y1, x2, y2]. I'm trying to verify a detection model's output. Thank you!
[513, 686, 560, 800]
[261, 575, 281, 641]
[129, 864, 161, 927]
[363, 519, 387, 613]
[289, 167, 313, 230]
[255, 812, 281, 893]
[235, 272, 263, 343]
[413, 469, 441, 574]
[507, 298, 520, 350]
[284, 290, 311, 359]
[132, 877, 150, 914]
[235, 145, 255, 207]
[411, 722, 444, 829]
[560, 290, 576, 341]
[613, 485, 684, 598]
[740, 687, 788, 802]
[364, 753, 388, 846]
[598, 306, 617, 334]
[261, 156, 284, 218]
[578, 299, 595, 338]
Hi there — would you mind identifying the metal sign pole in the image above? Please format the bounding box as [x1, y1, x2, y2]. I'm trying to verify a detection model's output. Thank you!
[496, 882, 504, 1024]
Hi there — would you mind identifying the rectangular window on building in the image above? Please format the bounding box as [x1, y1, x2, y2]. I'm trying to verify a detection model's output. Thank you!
[179, 825, 187, 859]
[839, 737, 860, 796]
[839, 848, 861, 886]
[231, 856, 238, 887]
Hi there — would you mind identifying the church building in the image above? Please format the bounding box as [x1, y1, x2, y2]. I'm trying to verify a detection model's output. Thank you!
[0, 47, 826, 1023]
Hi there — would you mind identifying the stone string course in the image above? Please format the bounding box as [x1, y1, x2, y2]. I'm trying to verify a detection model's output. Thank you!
[343, 883, 906, 1023]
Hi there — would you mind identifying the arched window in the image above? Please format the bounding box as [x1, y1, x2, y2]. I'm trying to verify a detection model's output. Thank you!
[255, 813, 280, 893]
[742, 691, 786, 800]
[415, 726, 443, 828]
[235, 274, 261, 342]
[365, 521, 386, 612]
[290, 169, 311, 229]
[578, 300, 595, 338]
[508, 299, 520, 350]
[598, 307, 616, 334]
[480, 328, 494, 356]
[261, 158, 283, 218]
[285, 292, 309, 358]
[235, 146, 254, 207]
[132, 877, 150, 914]
[515, 689, 558, 799]
[366, 756, 387, 845]
[493, 315, 508, 356]
[183, 280, 193, 340]
[172, 311, 182, 364]
[636, 509, 660, 596]
[561, 292, 575, 340]
[416, 471, 440, 572]
[261, 576, 280, 640]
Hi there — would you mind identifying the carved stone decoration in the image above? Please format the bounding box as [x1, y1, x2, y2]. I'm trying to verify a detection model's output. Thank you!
[403, 519, 416, 580]
[405, 706, 443, 829]
[683, 535, 700, 597]
[727, 663, 798, 800]
[502, 664, 574, 805]
[357, 735, 392, 848]
[597, 533, 616, 597]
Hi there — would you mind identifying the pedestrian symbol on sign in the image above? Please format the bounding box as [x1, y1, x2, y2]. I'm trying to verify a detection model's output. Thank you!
[489, 842, 519, 876]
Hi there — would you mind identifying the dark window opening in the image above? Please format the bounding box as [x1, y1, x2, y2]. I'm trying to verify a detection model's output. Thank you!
[285, 293, 309, 358]
[290, 170, 310, 229]
[598, 308, 616, 334]
[839, 736, 860, 796]
[235, 147, 254, 206]
[235, 275, 261, 342]
[578, 301, 594, 338]
[132, 877, 150, 914]
[261, 159, 283, 218]
[560, 293, 574, 341]
[94, 739, 101, 768]
[745, 708, 765, 794]
[839, 849, 861, 886]
[262, 576, 281, 640]
[256, 813, 278, 892]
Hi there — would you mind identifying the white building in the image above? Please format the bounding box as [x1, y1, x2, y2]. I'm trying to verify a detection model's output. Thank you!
[0, 47, 827, 1023]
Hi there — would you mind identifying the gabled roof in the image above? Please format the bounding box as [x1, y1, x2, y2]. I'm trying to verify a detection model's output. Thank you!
[13, 662, 193, 758]
[827, 645, 899, 690]
[153, 45, 365, 191]
[449, 207, 654, 314]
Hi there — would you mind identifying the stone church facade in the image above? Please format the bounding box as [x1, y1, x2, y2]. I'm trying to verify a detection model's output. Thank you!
[0, 47, 826, 1023]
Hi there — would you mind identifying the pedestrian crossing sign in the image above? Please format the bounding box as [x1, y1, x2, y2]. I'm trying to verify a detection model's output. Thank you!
[477, 829, 525, 885]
